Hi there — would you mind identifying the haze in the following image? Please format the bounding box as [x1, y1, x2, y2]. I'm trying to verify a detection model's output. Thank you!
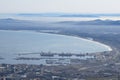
[0, 0, 120, 13]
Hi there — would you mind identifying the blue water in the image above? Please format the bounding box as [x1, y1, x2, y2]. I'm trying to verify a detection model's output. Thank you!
[0, 14, 112, 64]
[0, 30, 110, 64]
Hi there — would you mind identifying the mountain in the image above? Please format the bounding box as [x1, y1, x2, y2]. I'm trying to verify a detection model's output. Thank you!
[0, 18, 49, 30]
[0, 18, 120, 34]
[18, 13, 120, 17]
[59, 19, 120, 25]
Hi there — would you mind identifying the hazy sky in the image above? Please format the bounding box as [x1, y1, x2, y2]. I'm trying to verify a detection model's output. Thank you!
[0, 0, 120, 13]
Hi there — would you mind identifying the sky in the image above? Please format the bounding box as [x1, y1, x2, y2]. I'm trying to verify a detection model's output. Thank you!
[0, 0, 120, 13]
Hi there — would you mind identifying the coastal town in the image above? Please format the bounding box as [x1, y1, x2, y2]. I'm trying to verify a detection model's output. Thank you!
[0, 51, 120, 80]
[0, 47, 120, 80]
[0, 29, 120, 80]
[0, 16, 120, 80]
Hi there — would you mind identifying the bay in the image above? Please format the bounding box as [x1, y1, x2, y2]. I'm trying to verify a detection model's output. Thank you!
[0, 30, 111, 64]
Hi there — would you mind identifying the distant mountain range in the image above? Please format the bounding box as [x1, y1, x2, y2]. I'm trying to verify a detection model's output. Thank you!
[18, 13, 120, 17]
[0, 18, 49, 30]
[0, 18, 120, 33]
[0, 18, 120, 30]
[19, 13, 98, 17]
[59, 19, 120, 25]
[1, 18, 120, 26]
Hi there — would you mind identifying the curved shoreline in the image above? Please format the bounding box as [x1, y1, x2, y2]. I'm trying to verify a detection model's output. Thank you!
[40, 32, 113, 52]
[66, 35, 112, 52]
[0, 30, 112, 53]
[75, 36, 113, 51]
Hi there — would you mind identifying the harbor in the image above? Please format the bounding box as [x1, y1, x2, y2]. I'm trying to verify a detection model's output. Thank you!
[14, 52, 95, 65]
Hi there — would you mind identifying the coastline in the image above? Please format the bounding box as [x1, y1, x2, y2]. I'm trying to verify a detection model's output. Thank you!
[0, 30, 112, 53]
[77, 36, 113, 51]
[0, 30, 114, 65]
[39, 31, 113, 52]
[71, 35, 113, 52]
